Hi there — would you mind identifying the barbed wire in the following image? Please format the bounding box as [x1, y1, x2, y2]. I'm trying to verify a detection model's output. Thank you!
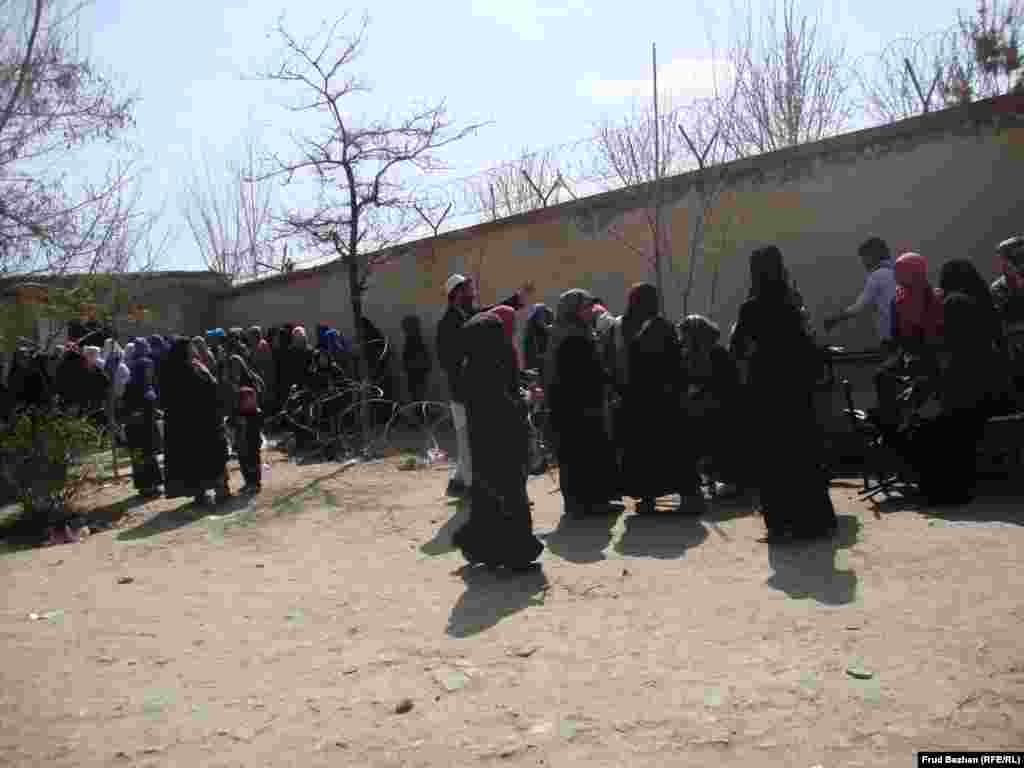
[234, 18, 975, 286]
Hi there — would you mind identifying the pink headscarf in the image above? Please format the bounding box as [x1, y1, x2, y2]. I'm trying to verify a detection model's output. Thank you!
[487, 305, 523, 371]
[894, 253, 943, 341]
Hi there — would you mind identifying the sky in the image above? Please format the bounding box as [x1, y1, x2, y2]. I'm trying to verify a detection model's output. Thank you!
[77, 0, 972, 273]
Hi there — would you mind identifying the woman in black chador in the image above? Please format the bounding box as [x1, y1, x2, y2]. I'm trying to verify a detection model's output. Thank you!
[890, 291, 1008, 506]
[451, 311, 543, 569]
[545, 289, 620, 517]
[160, 337, 230, 504]
[730, 246, 837, 540]
[617, 282, 699, 515]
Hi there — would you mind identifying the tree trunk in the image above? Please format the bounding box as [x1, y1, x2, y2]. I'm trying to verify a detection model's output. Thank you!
[347, 246, 372, 455]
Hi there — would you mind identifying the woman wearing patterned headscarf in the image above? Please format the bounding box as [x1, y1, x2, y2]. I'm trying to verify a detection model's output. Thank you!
[616, 282, 699, 516]
[450, 312, 543, 569]
[122, 337, 163, 497]
[545, 289, 620, 517]
[731, 246, 836, 540]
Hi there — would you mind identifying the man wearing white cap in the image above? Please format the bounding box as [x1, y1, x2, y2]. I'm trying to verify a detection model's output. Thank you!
[436, 273, 533, 497]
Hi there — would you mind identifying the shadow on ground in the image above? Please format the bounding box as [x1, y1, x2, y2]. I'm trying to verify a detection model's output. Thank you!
[702, 491, 758, 524]
[540, 505, 624, 564]
[267, 461, 358, 515]
[765, 513, 860, 606]
[420, 501, 470, 556]
[85, 494, 152, 531]
[446, 563, 549, 638]
[115, 498, 246, 541]
[614, 505, 710, 559]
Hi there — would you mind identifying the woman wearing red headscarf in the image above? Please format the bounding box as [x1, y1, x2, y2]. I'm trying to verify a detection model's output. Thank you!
[892, 253, 944, 344]
[873, 252, 944, 427]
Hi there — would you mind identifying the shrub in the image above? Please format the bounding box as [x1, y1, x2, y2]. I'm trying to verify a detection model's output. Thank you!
[0, 407, 101, 530]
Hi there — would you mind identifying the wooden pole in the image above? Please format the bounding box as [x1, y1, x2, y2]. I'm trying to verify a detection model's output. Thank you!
[108, 321, 119, 480]
[652, 42, 665, 313]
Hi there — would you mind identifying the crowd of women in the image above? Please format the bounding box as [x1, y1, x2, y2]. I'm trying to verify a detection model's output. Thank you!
[2, 234, 1022, 559]
[444, 236, 1024, 570]
[0, 319, 406, 505]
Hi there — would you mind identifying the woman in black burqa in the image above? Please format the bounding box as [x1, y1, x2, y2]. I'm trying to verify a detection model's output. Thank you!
[451, 311, 543, 569]
[730, 246, 837, 540]
[161, 336, 230, 504]
[617, 282, 699, 515]
[545, 289, 620, 517]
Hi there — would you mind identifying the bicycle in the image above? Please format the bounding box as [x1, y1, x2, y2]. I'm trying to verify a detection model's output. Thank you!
[520, 369, 555, 476]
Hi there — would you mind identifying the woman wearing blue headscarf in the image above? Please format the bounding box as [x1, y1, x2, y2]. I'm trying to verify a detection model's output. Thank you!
[123, 337, 163, 497]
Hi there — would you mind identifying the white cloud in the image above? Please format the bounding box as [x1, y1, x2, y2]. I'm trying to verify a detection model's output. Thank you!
[471, 0, 591, 42]
[577, 57, 729, 106]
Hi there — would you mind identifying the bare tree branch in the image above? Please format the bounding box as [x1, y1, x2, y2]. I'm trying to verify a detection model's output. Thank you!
[181, 127, 276, 281]
[0, 0, 142, 279]
[253, 13, 485, 415]
[723, 0, 852, 156]
[465, 146, 567, 221]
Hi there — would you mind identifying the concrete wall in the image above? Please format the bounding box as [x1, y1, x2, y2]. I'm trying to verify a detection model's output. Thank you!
[1, 271, 227, 349]
[213, 95, 1024, 401]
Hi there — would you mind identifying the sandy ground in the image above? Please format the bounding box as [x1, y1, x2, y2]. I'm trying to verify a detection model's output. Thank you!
[0, 448, 1023, 768]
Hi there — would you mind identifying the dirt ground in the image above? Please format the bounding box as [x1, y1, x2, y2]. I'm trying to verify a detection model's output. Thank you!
[1, 447, 1023, 768]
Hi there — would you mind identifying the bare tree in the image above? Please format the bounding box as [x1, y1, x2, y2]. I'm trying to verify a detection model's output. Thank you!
[181, 130, 275, 281]
[239, 132, 275, 276]
[468, 147, 569, 221]
[676, 91, 740, 318]
[591, 99, 686, 309]
[254, 13, 484, 388]
[724, 0, 852, 156]
[0, 0, 142, 279]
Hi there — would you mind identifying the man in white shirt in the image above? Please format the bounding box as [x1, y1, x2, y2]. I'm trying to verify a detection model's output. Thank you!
[824, 237, 899, 348]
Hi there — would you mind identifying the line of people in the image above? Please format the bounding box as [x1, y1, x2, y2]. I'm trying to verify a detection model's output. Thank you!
[437, 237, 1024, 570]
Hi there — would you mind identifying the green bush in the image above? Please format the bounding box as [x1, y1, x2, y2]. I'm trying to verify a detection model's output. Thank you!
[0, 407, 101, 529]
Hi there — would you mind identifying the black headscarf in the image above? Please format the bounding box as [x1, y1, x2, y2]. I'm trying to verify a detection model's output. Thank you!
[462, 311, 518, 397]
[749, 245, 793, 303]
[621, 282, 660, 347]
[160, 336, 199, 413]
[939, 259, 1002, 346]
[942, 291, 986, 354]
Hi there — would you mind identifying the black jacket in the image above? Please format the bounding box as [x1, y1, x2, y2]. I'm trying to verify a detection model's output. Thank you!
[435, 293, 523, 403]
